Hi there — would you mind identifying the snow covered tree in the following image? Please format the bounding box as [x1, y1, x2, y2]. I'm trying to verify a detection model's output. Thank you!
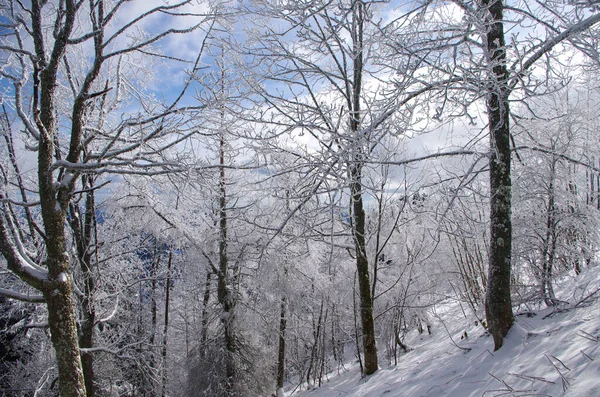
[512, 81, 600, 306]
[470, 0, 600, 349]
[243, 0, 384, 374]
[0, 1, 215, 395]
[386, 0, 600, 350]
[243, 0, 450, 375]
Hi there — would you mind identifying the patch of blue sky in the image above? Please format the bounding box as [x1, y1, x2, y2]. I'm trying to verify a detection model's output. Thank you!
[81, 1, 215, 107]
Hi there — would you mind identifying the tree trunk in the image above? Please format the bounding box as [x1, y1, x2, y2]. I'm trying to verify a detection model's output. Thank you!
[161, 250, 173, 397]
[348, 0, 378, 375]
[306, 300, 324, 386]
[44, 280, 86, 397]
[318, 305, 328, 387]
[35, 3, 87, 393]
[352, 271, 364, 376]
[200, 272, 212, 355]
[32, 1, 87, 394]
[148, 244, 160, 397]
[350, 167, 378, 374]
[217, 96, 235, 391]
[69, 181, 98, 397]
[276, 296, 286, 394]
[482, 0, 514, 351]
[541, 159, 558, 306]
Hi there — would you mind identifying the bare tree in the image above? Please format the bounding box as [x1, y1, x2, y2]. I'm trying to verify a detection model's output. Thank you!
[473, 0, 600, 350]
[479, 0, 515, 352]
[0, 1, 215, 395]
[243, 0, 448, 375]
[385, 0, 600, 350]
[512, 84, 600, 307]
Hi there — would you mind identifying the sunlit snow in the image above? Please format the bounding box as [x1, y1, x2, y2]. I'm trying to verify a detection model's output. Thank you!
[288, 267, 600, 397]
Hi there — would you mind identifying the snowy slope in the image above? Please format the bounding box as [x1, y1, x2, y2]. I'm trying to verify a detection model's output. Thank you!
[289, 267, 600, 397]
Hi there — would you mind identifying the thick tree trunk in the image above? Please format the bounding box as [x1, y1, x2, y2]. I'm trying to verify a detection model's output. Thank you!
[32, 2, 87, 395]
[351, 167, 378, 375]
[276, 296, 286, 393]
[44, 274, 86, 397]
[541, 159, 557, 306]
[217, 112, 236, 391]
[352, 272, 364, 375]
[161, 250, 173, 397]
[348, 0, 378, 376]
[482, 0, 514, 351]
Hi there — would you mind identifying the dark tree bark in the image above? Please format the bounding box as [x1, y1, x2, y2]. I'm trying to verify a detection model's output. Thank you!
[352, 271, 364, 375]
[349, 0, 378, 376]
[161, 250, 173, 397]
[1, 1, 212, 395]
[44, 282, 86, 397]
[32, 1, 87, 395]
[306, 300, 324, 385]
[473, 0, 600, 351]
[200, 271, 212, 355]
[148, 243, 161, 397]
[216, 86, 236, 391]
[481, 0, 514, 351]
[350, 166, 378, 374]
[276, 297, 286, 393]
[541, 159, 558, 306]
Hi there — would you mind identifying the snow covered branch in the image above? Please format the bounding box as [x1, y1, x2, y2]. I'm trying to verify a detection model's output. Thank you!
[0, 287, 45, 303]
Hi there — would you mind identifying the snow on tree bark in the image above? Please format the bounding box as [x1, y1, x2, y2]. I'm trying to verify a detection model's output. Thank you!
[45, 275, 87, 397]
[481, 0, 514, 351]
[34, 1, 88, 394]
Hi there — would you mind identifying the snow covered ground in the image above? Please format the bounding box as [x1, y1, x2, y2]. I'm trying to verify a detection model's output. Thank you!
[288, 267, 600, 397]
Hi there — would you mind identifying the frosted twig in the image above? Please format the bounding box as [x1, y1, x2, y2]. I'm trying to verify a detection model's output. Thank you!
[34, 366, 54, 397]
[24, 321, 49, 329]
[550, 355, 570, 371]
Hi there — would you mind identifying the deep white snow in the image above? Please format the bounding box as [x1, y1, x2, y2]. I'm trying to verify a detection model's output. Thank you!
[288, 267, 600, 397]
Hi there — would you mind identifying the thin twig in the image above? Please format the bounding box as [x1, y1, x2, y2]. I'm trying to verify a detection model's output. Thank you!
[580, 350, 593, 361]
[576, 330, 599, 342]
[508, 372, 555, 384]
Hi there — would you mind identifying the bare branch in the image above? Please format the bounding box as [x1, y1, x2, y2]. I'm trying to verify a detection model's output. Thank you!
[0, 287, 45, 302]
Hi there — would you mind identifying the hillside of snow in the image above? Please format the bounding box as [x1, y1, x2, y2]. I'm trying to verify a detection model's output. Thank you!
[288, 267, 600, 397]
